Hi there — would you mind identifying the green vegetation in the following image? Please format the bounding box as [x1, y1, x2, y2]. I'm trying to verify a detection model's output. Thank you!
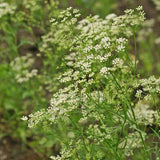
[0, 0, 160, 159]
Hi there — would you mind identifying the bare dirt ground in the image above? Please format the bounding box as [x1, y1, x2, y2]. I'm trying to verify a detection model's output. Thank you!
[0, 137, 49, 160]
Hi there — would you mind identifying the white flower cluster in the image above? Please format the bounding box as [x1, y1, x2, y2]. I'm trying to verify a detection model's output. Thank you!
[77, 7, 145, 38]
[116, 38, 128, 53]
[0, 2, 16, 18]
[50, 140, 82, 160]
[135, 89, 143, 98]
[88, 53, 111, 63]
[100, 67, 112, 75]
[112, 58, 124, 68]
[128, 102, 159, 126]
[119, 131, 146, 156]
[10, 54, 38, 83]
[40, 8, 81, 60]
[86, 124, 112, 144]
[27, 6, 146, 126]
[48, 85, 80, 122]
[23, 0, 40, 11]
[139, 76, 160, 94]
[155, 37, 160, 44]
[25, 7, 160, 159]
[27, 110, 46, 128]
[21, 115, 28, 121]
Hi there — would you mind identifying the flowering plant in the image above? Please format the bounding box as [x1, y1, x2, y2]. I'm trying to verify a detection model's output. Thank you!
[23, 6, 160, 159]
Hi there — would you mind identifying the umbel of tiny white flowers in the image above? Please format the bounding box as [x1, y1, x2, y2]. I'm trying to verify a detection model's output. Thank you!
[10, 54, 38, 83]
[23, 6, 160, 159]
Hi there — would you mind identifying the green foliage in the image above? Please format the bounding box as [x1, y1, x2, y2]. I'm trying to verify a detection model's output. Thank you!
[60, 0, 116, 18]
[0, 0, 160, 159]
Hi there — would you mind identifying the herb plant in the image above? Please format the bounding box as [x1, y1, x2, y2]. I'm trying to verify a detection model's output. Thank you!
[24, 6, 160, 160]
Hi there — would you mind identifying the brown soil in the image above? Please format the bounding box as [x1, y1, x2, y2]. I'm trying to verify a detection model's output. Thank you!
[0, 137, 49, 160]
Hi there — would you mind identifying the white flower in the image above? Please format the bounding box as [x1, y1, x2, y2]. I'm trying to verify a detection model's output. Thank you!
[155, 37, 160, 44]
[21, 116, 28, 121]
[135, 90, 143, 98]
[100, 67, 111, 74]
[112, 58, 124, 68]
[105, 13, 116, 20]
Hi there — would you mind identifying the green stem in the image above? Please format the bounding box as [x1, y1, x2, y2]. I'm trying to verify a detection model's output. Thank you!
[110, 73, 149, 157]
[133, 33, 137, 77]
[68, 116, 89, 153]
